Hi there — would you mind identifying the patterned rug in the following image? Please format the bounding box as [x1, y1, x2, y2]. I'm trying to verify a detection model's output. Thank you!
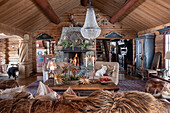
[118, 80, 147, 92]
[26, 80, 147, 95]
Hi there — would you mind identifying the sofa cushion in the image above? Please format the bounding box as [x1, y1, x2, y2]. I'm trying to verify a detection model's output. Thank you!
[0, 90, 169, 113]
[0, 86, 25, 99]
[35, 81, 61, 101]
[145, 78, 170, 98]
[0, 79, 19, 90]
[63, 87, 77, 100]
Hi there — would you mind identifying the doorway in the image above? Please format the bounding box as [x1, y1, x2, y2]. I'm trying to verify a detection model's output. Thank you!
[36, 40, 56, 72]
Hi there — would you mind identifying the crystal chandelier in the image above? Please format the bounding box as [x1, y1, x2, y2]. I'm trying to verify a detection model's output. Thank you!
[81, 0, 101, 40]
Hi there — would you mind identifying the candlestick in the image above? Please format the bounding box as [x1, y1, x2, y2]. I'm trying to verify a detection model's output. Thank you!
[92, 56, 94, 67]
[50, 66, 54, 71]
[85, 56, 87, 67]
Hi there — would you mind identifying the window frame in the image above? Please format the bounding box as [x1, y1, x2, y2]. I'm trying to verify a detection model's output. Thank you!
[164, 33, 170, 74]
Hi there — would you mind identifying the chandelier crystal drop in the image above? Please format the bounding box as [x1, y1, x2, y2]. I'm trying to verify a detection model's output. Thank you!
[80, 0, 101, 40]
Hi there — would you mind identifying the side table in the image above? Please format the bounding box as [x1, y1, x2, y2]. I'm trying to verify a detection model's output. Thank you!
[127, 65, 135, 75]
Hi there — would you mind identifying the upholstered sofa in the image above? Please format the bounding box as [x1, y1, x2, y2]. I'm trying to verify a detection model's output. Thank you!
[0, 80, 169, 113]
[43, 61, 119, 85]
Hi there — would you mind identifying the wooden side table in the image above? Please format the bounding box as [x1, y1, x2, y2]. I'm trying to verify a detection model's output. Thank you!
[127, 65, 135, 75]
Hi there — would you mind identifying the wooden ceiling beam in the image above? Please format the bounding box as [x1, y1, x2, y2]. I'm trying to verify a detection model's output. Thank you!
[81, 0, 88, 6]
[0, 0, 9, 7]
[0, 23, 28, 37]
[110, 0, 139, 24]
[34, 0, 60, 24]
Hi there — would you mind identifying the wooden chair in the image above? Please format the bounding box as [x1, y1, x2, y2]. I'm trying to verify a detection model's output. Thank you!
[146, 52, 161, 79]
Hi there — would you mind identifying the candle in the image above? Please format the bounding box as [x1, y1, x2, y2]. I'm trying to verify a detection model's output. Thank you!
[85, 56, 87, 67]
[50, 66, 55, 71]
[92, 56, 94, 67]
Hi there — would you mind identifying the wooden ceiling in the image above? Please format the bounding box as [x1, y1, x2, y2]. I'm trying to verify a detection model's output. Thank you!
[91, 0, 126, 17]
[120, 0, 170, 31]
[0, 0, 80, 32]
[0, 0, 169, 33]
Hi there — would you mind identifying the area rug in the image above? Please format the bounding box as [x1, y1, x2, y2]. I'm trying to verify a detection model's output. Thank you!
[118, 80, 147, 92]
[26, 80, 147, 95]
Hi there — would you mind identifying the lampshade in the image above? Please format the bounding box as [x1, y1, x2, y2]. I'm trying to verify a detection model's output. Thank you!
[165, 51, 170, 59]
[81, 8, 101, 40]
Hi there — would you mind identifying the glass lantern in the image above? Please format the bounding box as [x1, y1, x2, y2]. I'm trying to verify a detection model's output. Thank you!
[47, 58, 57, 77]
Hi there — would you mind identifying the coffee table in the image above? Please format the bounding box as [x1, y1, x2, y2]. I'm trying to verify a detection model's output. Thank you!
[49, 80, 119, 96]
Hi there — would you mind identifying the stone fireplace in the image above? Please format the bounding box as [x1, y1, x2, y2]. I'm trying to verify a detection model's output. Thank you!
[55, 27, 95, 67]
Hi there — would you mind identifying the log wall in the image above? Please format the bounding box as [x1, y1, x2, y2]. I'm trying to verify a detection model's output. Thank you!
[0, 36, 34, 75]
[33, 5, 137, 40]
[33, 5, 137, 72]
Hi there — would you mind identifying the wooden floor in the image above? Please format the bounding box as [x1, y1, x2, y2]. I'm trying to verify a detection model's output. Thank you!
[0, 72, 141, 86]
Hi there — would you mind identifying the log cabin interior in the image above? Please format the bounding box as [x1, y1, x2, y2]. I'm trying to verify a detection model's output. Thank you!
[0, 0, 170, 111]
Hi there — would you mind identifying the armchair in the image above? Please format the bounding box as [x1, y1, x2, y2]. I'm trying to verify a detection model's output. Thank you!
[146, 52, 161, 79]
[89, 62, 119, 85]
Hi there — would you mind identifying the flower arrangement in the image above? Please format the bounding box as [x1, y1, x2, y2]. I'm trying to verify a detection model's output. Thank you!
[62, 63, 69, 76]
[59, 38, 92, 50]
[71, 66, 79, 77]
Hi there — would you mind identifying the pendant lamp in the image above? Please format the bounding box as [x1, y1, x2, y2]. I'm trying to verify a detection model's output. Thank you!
[80, 0, 101, 40]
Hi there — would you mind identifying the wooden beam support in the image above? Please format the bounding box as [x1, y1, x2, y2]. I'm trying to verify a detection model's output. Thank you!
[81, 0, 88, 6]
[35, 0, 60, 24]
[0, 0, 9, 7]
[110, 0, 139, 24]
[0, 23, 27, 37]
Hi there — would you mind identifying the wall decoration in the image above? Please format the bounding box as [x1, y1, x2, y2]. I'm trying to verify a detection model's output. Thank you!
[157, 26, 170, 35]
[37, 51, 42, 55]
[105, 32, 123, 38]
[36, 33, 54, 39]
[96, 13, 109, 26]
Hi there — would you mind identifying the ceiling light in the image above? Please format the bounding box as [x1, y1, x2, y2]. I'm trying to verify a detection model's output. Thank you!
[80, 0, 101, 40]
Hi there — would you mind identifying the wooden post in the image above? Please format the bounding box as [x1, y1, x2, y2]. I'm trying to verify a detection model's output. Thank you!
[18, 34, 30, 78]
[1, 39, 8, 64]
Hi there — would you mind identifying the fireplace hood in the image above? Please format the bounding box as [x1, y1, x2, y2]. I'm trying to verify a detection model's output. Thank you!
[55, 27, 95, 64]
[61, 47, 92, 53]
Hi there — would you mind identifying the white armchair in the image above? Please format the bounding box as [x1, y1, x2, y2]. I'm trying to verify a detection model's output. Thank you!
[89, 62, 119, 85]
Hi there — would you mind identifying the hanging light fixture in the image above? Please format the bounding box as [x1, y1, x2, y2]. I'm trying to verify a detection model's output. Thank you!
[81, 0, 101, 40]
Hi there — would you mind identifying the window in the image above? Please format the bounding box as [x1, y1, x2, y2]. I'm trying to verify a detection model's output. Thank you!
[165, 34, 170, 74]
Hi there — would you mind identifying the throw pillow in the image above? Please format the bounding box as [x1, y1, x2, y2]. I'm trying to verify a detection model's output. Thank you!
[35, 92, 59, 101]
[161, 83, 170, 99]
[105, 65, 115, 77]
[36, 81, 53, 95]
[0, 86, 25, 99]
[63, 87, 77, 100]
[0, 79, 19, 90]
[35, 81, 61, 100]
